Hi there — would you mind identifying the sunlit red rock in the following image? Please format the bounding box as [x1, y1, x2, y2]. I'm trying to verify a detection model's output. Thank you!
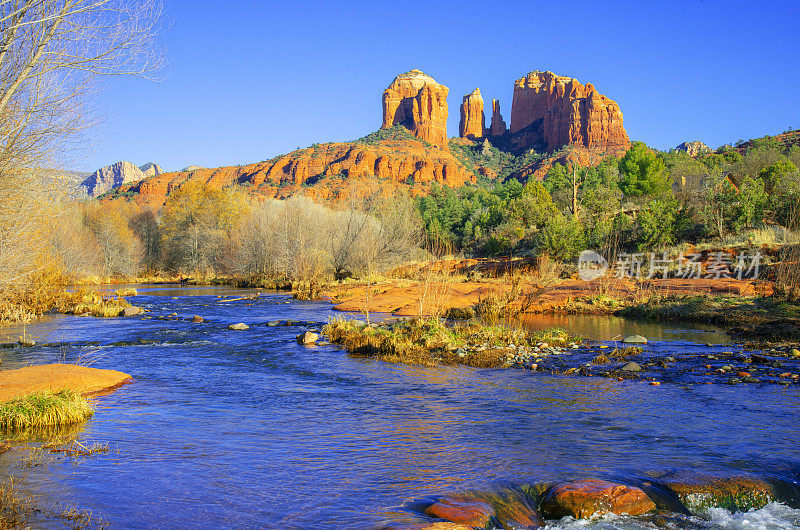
[488, 99, 507, 137]
[540, 479, 656, 519]
[424, 497, 494, 527]
[509, 71, 629, 153]
[382, 69, 449, 146]
[459, 88, 485, 140]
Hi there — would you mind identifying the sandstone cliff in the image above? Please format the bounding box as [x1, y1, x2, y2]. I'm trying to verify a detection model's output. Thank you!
[459, 88, 485, 139]
[508, 71, 629, 154]
[489, 99, 507, 137]
[81, 161, 159, 198]
[112, 132, 477, 207]
[382, 70, 449, 146]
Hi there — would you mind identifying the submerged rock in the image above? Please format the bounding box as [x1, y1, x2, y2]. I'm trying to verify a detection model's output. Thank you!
[540, 479, 656, 519]
[622, 335, 648, 344]
[228, 323, 249, 331]
[424, 497, 494, 527]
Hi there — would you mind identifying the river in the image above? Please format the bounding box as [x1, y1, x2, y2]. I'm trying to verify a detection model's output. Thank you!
[1, 285, 798, 528]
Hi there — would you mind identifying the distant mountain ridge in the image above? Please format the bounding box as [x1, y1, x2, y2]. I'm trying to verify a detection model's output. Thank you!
[81, 161, 162, 197]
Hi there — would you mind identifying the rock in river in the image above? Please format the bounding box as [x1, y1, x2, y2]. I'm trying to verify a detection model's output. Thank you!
[424, 497, 494, 527]
[540, 478, 656, 519]
[296, 331, 318, 344]
[123, 306, 141, 317]
[228, 323, 249, 331]
[621, 361, 642, 372]
[622, 335, 647, 344]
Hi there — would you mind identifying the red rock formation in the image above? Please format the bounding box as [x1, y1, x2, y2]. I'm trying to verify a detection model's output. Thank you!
[489, 99, 507, 137]
[382, 70, 449, 146]
[113, 137, 477, 208]
[458, 88, 485, 139]
[540, 479, 656, 519]
[509, 71, 629, 153]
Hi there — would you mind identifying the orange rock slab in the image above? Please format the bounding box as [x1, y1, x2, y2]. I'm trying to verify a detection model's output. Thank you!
[540, 479, 656, 519]
[0, 364, 132, 403]
[424, 497, 494, 527]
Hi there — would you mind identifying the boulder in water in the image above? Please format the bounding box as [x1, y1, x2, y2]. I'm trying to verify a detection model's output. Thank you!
[424, 497, 495, 527]
[621, 361, 642, 372]
[192, 315, 204, 323]
[123, 306, 141, 317]
[228, 323, 249, 331]
[296, 331, 318, 344]
[540, 478, 656, 519]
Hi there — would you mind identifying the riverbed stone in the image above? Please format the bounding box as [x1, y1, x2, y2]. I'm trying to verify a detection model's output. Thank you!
[296, 331, 318, 344]
[123, 306, 141, 317]
[228, 323, 249, 330]
[660, 474, 777, 512]
[621, 362, 642, 372]
[540, 479, 656, 519]
[424, 497, 494, 527]
[791, 348, 800, 358]
[622, 335, 648, 344]
[192, 315, 204, 323]
[17, 338, 35, 347]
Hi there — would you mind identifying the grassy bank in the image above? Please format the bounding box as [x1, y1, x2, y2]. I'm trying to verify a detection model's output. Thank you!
[322, 317, 575, 368]
[0, 287, 132, 324]
[0, 390, 94, 433]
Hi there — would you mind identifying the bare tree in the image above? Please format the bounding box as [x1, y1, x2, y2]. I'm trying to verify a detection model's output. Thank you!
[0, 0, 165, 287]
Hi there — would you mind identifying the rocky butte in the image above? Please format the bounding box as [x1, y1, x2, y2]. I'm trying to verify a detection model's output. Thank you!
[382, 70, 449, 146]
[489, 99, 508, 137]
[459, 88, 485, 140]
[506, 70, 629, 154]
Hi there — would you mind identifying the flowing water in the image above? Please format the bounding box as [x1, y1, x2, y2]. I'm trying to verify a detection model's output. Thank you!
[1, 286, 799, 529]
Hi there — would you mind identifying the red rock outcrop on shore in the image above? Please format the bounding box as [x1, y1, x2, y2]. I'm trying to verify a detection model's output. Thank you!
[509, 71, 630, 154]
[382, 70, 449, 146]
[0, 364, 132, 402]
[458, 88, 484, 140]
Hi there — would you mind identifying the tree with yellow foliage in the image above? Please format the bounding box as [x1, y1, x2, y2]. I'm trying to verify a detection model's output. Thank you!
[161, 182, 249, 274]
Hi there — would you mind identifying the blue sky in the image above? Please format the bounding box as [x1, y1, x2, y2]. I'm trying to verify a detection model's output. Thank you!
[80, 0, 800, 172]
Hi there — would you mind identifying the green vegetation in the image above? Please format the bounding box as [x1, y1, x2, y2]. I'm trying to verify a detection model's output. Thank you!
[420, 134, 800, 258]
[353, 124, 431, 147]
[0, 390, 94, 433]
[322, 317, 574, 368]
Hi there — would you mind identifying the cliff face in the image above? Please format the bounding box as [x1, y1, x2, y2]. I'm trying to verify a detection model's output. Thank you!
[114, 136, 477, 207]
[459, 88, 485, 139]
[382, 70, 449, 146]
[509, 71, 629, 154]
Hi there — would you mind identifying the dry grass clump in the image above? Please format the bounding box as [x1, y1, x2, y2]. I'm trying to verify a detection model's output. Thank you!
[56, 290, 130, 317]
[323, 317, 575, 368]
[609, 346, 643, 360]
[0, 390, 94, 433]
